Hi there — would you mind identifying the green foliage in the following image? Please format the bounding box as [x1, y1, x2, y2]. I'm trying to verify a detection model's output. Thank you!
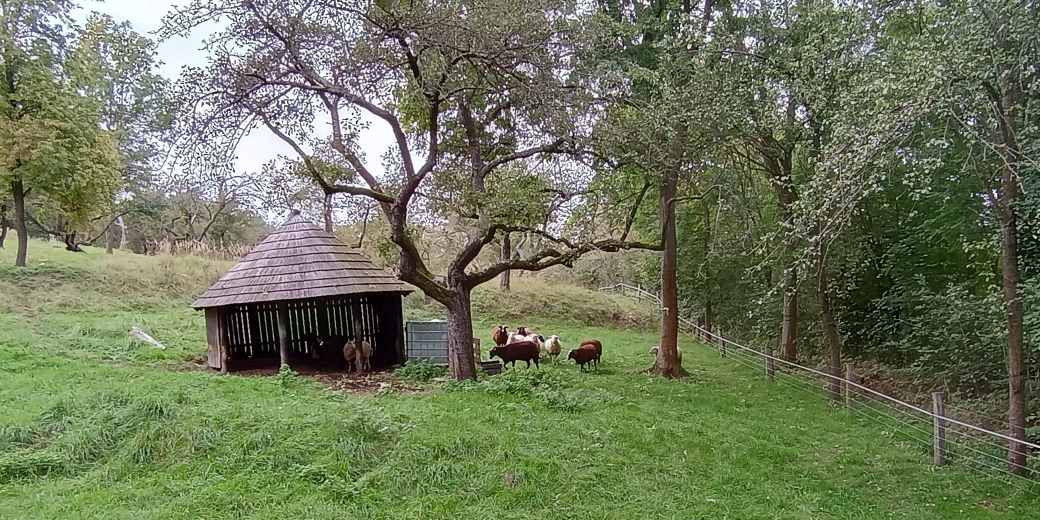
[394, 360, 448, 383]
[276, 364, 301, 389]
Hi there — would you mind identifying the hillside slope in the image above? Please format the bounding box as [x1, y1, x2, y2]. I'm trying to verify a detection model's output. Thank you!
[0, 239, 656, 367]
[0, 239, 1036, 519]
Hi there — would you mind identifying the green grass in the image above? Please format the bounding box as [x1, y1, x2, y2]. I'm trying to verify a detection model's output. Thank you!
[0, 238, 1037, 519]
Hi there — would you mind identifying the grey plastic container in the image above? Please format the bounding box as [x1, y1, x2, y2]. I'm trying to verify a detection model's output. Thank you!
[405, 320, 449, 364]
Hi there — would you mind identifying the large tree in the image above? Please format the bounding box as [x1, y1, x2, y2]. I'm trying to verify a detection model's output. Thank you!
[165, 0, 659, 380]
[75, 14, 171, 254]
[0, 0, 124, 264]
[927, 0, 1038, 476]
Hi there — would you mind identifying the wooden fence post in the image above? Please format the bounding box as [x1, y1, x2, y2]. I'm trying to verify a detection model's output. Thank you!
[472, 338, 481, 366]
[766, 345, 776, 382]
[932, 391, 947, 466]
[844, 363, 854, 410]
[718, 329, 726, 357]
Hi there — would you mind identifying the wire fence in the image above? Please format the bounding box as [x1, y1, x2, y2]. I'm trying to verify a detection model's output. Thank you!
[599, 283, 1039, 484]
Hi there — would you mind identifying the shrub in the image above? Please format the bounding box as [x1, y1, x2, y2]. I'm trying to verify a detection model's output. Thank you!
[394, 360, 447, 383]
[477, 367, 565, 397]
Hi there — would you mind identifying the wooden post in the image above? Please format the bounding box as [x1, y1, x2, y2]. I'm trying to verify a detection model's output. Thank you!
[277, 301, 290, 367]
[844, 363, 853, 410]
[932, 391, 947, 466]
[473, 338, 481, 366]
[766, 345, 776, 382]
[718, 332, 726, 357]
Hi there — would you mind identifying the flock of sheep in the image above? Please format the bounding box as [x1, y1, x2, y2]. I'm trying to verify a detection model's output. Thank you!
[306, 325, 673, 377]
[304, 334, 373, 373]
[487, 325, 603, 371]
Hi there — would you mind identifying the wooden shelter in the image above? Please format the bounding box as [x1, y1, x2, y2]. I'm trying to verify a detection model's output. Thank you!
[192, 211, 413, 372]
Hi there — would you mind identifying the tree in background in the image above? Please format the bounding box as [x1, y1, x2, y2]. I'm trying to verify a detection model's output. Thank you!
[925, 0, 1039, 475]
[0, 0, 124, 263]
[73, 14, 172, 254]
[165, 0, 660, 380]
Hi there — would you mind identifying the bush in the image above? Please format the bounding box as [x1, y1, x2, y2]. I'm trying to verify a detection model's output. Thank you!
[394, 360, 448, 383]
[853, 281, 1040, 395]
[477, 367, 565, 397]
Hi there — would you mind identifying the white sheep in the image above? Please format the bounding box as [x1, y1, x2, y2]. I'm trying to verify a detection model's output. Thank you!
[649, 345, 682, 364]
[543, 335, 562, 362]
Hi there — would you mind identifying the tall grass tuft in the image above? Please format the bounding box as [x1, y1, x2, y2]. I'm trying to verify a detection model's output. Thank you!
[153, 238, 252, 261]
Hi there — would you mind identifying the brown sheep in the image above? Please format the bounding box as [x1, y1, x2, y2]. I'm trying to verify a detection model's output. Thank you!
[579, 339, 602, 369]
[355, 338, 373, 373]
[340, 338, 358, 373]
[567, 344, 599, 371]
[492, 325, 509, 347]
[489, 340, 541, 369]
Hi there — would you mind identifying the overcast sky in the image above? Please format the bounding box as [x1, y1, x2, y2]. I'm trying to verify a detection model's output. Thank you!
[76, 0, 394, 179]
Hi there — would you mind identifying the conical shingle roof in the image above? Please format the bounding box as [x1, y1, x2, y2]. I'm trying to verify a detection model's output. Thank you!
[192, 212, 412, 308]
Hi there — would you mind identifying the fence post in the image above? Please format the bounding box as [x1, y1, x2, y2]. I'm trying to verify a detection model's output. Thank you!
[766, 345, 776, 382]
[472, 338, 481, 366]
[844, 363, 854, 410]
[932, 391, 947, 466]
[718, 329, 726, 357]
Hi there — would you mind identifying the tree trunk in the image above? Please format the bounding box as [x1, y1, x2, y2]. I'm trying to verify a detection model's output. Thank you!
[116, 215, 127, 249]
[323, 192, 334, 233]
[446, 287, 478, 380]
[987, 63, 1028, 476]
[499, 232, 511, 291]
[105, 221, 115, 254]
[780, 267, 798, 361]
[704, 299, 714, 335]
[1000, 208, 1026, 474]
[701, 199, 713, 333]
[817, 248, 842, 402]
[63, 232, 83, 252]
[11, 178, 28, 267]
[0, 203, 8, 249]
[762, 138, 799, 362]
[655, 170, 682, 378]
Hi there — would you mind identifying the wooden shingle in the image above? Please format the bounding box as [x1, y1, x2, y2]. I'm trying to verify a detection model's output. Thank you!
[192, 213, 412, 308]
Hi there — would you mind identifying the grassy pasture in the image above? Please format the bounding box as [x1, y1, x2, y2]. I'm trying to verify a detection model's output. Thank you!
[0, 239, 1036, 519]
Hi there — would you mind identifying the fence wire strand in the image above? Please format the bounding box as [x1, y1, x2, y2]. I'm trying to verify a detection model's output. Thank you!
[600, 283, 1038, 483]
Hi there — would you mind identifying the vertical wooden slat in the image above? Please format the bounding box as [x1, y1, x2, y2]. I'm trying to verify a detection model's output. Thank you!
[205, 308, 222, 370]
[277, 301, 290, 366]
[266, 304, 277, 353]
[392, 295, 405, 364]
[317, 298, 330, 338]
[248, 304, 261, 354]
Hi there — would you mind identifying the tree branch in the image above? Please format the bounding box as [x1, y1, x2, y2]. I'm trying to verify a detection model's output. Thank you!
[464, 237, 661, 287]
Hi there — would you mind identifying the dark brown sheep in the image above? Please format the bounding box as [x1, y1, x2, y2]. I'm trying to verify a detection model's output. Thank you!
[567, 344, 599, 371]
[492, 325, 509, 346]
[489, 340, 541, 369]
[579, 339, 602, 369]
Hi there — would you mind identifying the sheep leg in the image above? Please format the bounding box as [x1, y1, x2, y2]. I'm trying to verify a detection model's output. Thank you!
[533, 357, 539, 369]
[525, 359, 531, 369]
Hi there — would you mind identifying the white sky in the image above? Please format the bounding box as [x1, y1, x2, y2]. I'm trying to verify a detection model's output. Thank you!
[76, 0, 395, 179]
